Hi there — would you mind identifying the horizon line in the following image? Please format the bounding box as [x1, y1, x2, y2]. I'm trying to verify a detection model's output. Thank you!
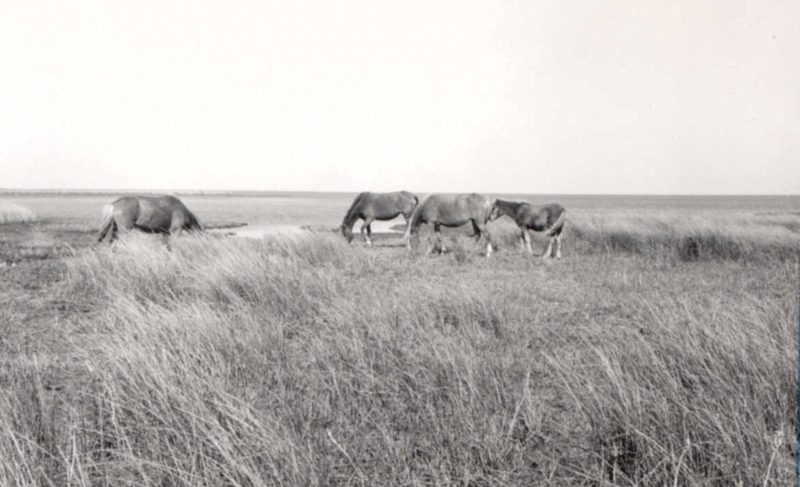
[1, 188, 798, 198]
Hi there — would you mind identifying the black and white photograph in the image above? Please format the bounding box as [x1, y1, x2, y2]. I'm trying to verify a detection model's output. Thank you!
[1, 1, 798, 484]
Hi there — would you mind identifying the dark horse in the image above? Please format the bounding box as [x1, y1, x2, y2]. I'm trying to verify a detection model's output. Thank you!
[404, 193, 495, 256]
[97, 195, 202, 243]
[489, 199, 566, 258]
[340, 191, 418, 245]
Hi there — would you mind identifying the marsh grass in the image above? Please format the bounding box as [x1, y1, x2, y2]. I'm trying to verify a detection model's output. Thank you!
[0, 203, 36, 224]
[562, 211, 799, 262]
[0, 214, 797, 485]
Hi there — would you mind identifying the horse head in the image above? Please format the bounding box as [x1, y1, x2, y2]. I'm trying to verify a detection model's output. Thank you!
[340, 224, 354, 242]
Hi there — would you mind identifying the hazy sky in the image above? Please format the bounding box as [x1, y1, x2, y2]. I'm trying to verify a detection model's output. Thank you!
[1, 0, 798, 194]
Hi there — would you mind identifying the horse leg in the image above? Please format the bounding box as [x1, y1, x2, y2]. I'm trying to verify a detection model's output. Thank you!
[523, 229, 533, 254]
[433, 223, 446, 254]
[109, 222, 118, 243]
[100, 219, 119, 244]
[114, 223, 130, 244]
[471, 220, 482, 241]
[543, 236, 554, 258]
[169, 211, 187, 237]
[555, 234, 562, 259]
[165, 213, 189, 250]
[101, 216, 120, 243]
[475, 222, 493, 257]
[365, 221, 373, 246]
[115, 212, 135, 241]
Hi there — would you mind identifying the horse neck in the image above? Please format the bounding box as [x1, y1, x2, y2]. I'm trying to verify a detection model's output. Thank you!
[341, 198, 365, 230]
[341, 212, 358, 230]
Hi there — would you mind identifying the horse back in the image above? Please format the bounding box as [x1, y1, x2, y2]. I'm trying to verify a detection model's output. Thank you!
[115, 195, 188, 232]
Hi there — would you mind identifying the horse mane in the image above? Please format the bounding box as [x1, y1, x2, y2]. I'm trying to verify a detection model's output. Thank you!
[341, 192, 368, 229]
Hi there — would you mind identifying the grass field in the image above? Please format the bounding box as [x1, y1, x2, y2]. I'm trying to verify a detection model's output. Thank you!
[0, 197, 798, 485]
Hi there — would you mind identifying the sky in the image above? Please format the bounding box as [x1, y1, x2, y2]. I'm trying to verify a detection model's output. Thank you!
[1, 0, 798, 194]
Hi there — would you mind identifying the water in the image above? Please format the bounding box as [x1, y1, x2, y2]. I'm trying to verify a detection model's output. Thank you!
[2, 192, 798, 237]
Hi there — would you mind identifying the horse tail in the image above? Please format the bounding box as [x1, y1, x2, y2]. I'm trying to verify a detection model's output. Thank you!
[404, 195, 427, 242]
[483, 197, 494, 224]
[97, 204, 116, 242]
[406, 193, 420, 220]
[545, 208, 567, 237]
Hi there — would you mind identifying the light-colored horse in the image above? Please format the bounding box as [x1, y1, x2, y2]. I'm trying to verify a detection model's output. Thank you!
[404, 193, 495, 256]
[340, 191, 418, 245]
[489, 199, 566, 258]
[97, 195, 202, 243]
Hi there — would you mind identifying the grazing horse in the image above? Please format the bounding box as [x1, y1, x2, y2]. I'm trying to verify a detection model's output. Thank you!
[489, 199, 566, 258]
[97, 195, 202, 243]
[340, 191, 418, 245]
[404, 193, 495, 256]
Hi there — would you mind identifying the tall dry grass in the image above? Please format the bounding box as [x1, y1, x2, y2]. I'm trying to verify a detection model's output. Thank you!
[562, 210, 798, 262]
[0, 203, 36, 224]
[0, 216, 797, 485]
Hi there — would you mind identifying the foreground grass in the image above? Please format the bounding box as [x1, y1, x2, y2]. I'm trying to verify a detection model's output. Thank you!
[0, 218, 797, 485]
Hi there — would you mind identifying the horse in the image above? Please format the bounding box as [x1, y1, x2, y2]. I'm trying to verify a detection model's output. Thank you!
[404, 193, 495, 256]
[489, 199, 566, 258]
[340, 191, 418, 245]
[97, 195, 203, 243]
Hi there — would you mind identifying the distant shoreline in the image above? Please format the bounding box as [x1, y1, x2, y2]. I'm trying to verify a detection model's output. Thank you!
[0, 189, 797, 199]
[0, 189, 349, 197]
